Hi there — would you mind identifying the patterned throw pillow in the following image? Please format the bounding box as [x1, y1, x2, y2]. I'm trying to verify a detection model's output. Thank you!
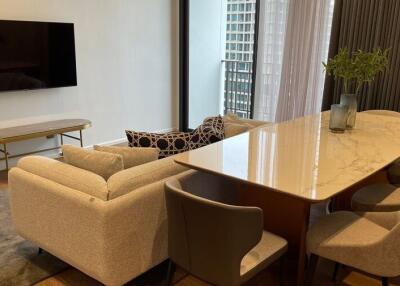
[125, 131, 191, 158]
[126, 116, 225, 158]
[189, 116, 225, 150]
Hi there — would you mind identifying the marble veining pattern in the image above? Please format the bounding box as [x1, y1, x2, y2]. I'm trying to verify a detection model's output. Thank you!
[175, 112, 400, 201]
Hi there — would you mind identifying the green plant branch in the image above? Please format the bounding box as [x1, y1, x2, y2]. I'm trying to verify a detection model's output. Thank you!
[323, 47, 390, 95]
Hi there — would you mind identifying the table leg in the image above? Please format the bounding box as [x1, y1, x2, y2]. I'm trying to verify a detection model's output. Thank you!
[3, 144, 8, 171]
[79, 130, 83, 147]
[237, 183, 311, 286]
[60, 134, 64, 145]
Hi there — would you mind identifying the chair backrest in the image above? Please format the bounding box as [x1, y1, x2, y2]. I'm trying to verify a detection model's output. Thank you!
[165, 178, 263, 286]
[380, 213, 400, 275]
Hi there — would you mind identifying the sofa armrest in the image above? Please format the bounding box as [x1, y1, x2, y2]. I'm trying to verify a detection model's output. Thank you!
[8, 168, 109, 283]
[107, 156, 188, 199]
[17, 156, 108, 200]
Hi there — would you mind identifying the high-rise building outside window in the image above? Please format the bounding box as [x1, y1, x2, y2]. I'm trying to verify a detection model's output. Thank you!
[224, 0, 256, 118]
[224, 0, 257, 118]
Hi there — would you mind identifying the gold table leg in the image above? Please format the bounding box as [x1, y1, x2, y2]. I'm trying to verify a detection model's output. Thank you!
[3, 144, 8, 171]
[79, 130, 83, 147]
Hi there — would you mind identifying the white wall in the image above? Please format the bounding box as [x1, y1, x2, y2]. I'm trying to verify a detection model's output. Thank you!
[188, 0, 226, 129]
[0, 0, 179, 168]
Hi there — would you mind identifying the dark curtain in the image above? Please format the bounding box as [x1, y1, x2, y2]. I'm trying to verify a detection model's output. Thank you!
[322, 0, 400, 111]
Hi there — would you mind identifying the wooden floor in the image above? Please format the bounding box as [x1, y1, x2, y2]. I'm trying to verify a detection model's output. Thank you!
[1, 169, 399, 286]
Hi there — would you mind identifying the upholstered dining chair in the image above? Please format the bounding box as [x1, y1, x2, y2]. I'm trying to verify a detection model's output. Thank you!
[352, 183, 400, 212]
[350, 110, 400, 211]
[306, 211, 400, 286]
[164, 175, 288, 286]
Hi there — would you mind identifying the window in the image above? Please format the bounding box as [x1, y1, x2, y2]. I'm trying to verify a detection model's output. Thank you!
[245, 24, 251, 32]
[231, 24, 237, 31]
[238, 24, 244, 31]
[231, 34, 237, 40]
[232, 14, 237, 21]
[232, 4, 237, 11]
[244, 44, 250, 51]
[239, 4, 245, 11]
[244, 34, 250, 41]
[238, 34, 244, 41]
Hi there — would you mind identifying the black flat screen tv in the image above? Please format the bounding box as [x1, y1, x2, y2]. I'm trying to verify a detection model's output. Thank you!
[0, 20, 77, 92]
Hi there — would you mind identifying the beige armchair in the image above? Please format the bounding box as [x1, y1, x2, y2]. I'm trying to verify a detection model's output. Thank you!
[352, 183, 400, 212]
[306, 211, 400, 286]
[164, 173, 287, 286]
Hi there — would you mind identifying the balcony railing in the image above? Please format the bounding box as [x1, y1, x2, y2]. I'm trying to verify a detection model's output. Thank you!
[223, 60, 254, 119]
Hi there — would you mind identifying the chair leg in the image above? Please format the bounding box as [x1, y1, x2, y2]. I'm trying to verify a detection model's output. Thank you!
[332, 262, 340, 282]
[382, 277, 389, 286]
[165, 260, 176, 286]
[38, 247, 43, 255]
[305, 254, 319, 286]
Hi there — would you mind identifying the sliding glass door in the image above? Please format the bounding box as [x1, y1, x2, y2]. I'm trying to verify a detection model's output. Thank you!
[179, 0, 259, 131]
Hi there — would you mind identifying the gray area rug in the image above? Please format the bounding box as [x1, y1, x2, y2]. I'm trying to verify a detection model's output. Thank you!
[0, 191, 68, 286]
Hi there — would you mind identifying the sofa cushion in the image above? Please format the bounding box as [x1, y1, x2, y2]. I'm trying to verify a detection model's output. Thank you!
[224, 113, 268, 128]
[126, 116, 225, 158]
[189, 115, 225, 149]
[62, 145, 124, 180]
[107, 156, 188, 199]
[17, 156, 109, 200]
[224, 122, 252, 138]
[126, 130, 191, 158]
[94, 145, 160, 169]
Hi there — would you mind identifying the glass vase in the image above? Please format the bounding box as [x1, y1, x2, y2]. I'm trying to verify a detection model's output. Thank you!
[329, 104, 349, 133]
[340, 94, 357, 129]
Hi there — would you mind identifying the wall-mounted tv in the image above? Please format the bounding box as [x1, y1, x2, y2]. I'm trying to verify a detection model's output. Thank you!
[0, 20, 77, 92]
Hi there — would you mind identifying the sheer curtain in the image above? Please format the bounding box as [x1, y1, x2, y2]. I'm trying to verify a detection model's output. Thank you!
[254, 0, 335, 122]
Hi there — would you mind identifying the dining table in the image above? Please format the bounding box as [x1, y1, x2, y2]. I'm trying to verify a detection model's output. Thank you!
[174, 111, 400, 286]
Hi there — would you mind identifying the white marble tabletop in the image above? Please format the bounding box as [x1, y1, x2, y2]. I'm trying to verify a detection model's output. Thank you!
[174, 112, 400, 202]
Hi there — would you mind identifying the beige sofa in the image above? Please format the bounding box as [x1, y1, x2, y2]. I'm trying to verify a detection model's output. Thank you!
[8, 116, 269, 286]
[9, 155, 188, 286]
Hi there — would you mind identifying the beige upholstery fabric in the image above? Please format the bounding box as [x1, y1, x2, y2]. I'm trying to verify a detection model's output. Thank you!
[223, 113, 269, 138]
[94, 145, 160, 169]
[307, 211, 400, 277]
[224, 113, 268, 128]
[240, 231, 287, 283]
[62, 145, 124, 180]
[352, 184, 400, 212]
[17, 156, 108, 201]
[8, 166, 192, 286]
[107, 156, 188, 199]
[165, 175, 287, 286]
[224, 123, 252, 138]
